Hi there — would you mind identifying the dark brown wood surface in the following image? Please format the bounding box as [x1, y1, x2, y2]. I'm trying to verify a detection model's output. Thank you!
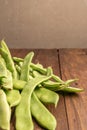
[1, 49, 87, 130]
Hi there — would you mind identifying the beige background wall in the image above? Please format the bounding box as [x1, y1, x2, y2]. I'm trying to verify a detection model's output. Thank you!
[0, 0, 87, 48]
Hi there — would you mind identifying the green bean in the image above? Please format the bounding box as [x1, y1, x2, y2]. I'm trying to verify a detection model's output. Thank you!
[0, 48, 17, 79]
[36, 63, 44, 68]
[31, 92, 57, 130]
[0, 76, 6, 86]
[13, 57, 23, 63]
[0, 60, 13, 90]
[13, 56, 63, 83]
[13, 67, 52, 90]
[15, 64, 21, 74]
[42, 80, 64, 91]
[13, 56, 47, 74]
[16, 75, 52, 130]
[0, 40, 11, 55]
[2, 70, 13, 90]
[65, 79, 79, 86]
[13, 79, 26, 90]
[6, 89, 21, 107]
[31, 63, 47, 74]
[34, 87, 59, 107]
[0, 54, 6, 66]
[20, 52, 34, 81]
[19, 62, 23, 67]
[0, 89, 11, 130]
[33, 70, 42, 77]
[52, 74, 64, 83]
[60, 86, 84, 93]
[33, 66, 52, 77]
[0, 60, 7, 77]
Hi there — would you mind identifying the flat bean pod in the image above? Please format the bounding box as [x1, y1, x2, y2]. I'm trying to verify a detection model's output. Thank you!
[42, 80, 64, 91]
[15, 64, 21, 74]
[34, 87, 59, 107]
[13, 57, 23, 63]
[0, 61, 13, 90]
[0, 40, 11, 55]
[0, 89, 11, 130]
[13, 79, 26, 90]
[16, 75, 52, 130]
[61, 86, 84, 93]
[0, 60, 7, 77]
[20, 52, 34, 81]
[6, 89, 21, 107]
[0, 48, 17, 79]
[0, 54, 6, 66]
[31, 92, 57, 130]
[2, 70, 13, 90]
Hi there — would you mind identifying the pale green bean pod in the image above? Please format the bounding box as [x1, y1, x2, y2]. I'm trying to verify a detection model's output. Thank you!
[0, 89, 11, 130]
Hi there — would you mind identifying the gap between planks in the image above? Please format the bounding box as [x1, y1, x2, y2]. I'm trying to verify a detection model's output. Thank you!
[57, 49, 69, 130]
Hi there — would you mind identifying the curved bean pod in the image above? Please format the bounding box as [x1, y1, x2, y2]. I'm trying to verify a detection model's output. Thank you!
[0, 48, 17, 79]
[0, 54, 6, 66]
[6, 89, 21, 107]
[13, 79, 26, 90]
[31, 92, 57, 130]
[0, 89, 11, 130]
[0, 60, 7, 77]
[16, 75, 52, 130]
[42, 80, 64, 91]
[3, 70, 13, 90]
[20, 52, 34, 81]
[61, 86, 84, 93]
[13, 57, 23, 63]
[0, 61, 13, 90]
[34, 87, 59, 107]
[0, 40, 11, 55]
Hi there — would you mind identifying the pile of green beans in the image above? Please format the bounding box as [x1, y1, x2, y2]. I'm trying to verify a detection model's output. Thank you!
[0, 40, 83, 130]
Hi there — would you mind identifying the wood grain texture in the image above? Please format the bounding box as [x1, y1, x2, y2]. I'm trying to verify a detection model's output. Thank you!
[59, 49, 87, 130]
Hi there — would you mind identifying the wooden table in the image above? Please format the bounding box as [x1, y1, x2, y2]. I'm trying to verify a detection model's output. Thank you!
[9, 49, 87, 130]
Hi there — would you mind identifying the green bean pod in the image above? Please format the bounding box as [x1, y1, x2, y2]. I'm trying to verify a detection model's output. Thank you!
[34, 87, 59, 107]
[0, 60, 13, 90]
[60, 86, 84, 93]
[0, 54, 6, 66]
[6, 89, 21, 107]
[0, 48, 17, 79]
[0, 89, 11, 130]
[15, 64, 21, 74]
[2, 70, 13, 90]
[16, 75, 52, 130]
[13, 79, 26, 90]
[42, 80, 64, 91]
[31, 63, 47, 74]
[0, 60, 7, 77]
[65, 79, 79, 86]
[31, 92, 57, 130]
[13, 57, 23, 63]
[0, 40, 11, 55]
[52, 74, 64, 83]
[20, 52, 34, 81]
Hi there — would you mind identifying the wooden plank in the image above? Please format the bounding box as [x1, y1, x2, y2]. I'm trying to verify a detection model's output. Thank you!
[59, 49, 87, 130]
[34, 49, 68, 130]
